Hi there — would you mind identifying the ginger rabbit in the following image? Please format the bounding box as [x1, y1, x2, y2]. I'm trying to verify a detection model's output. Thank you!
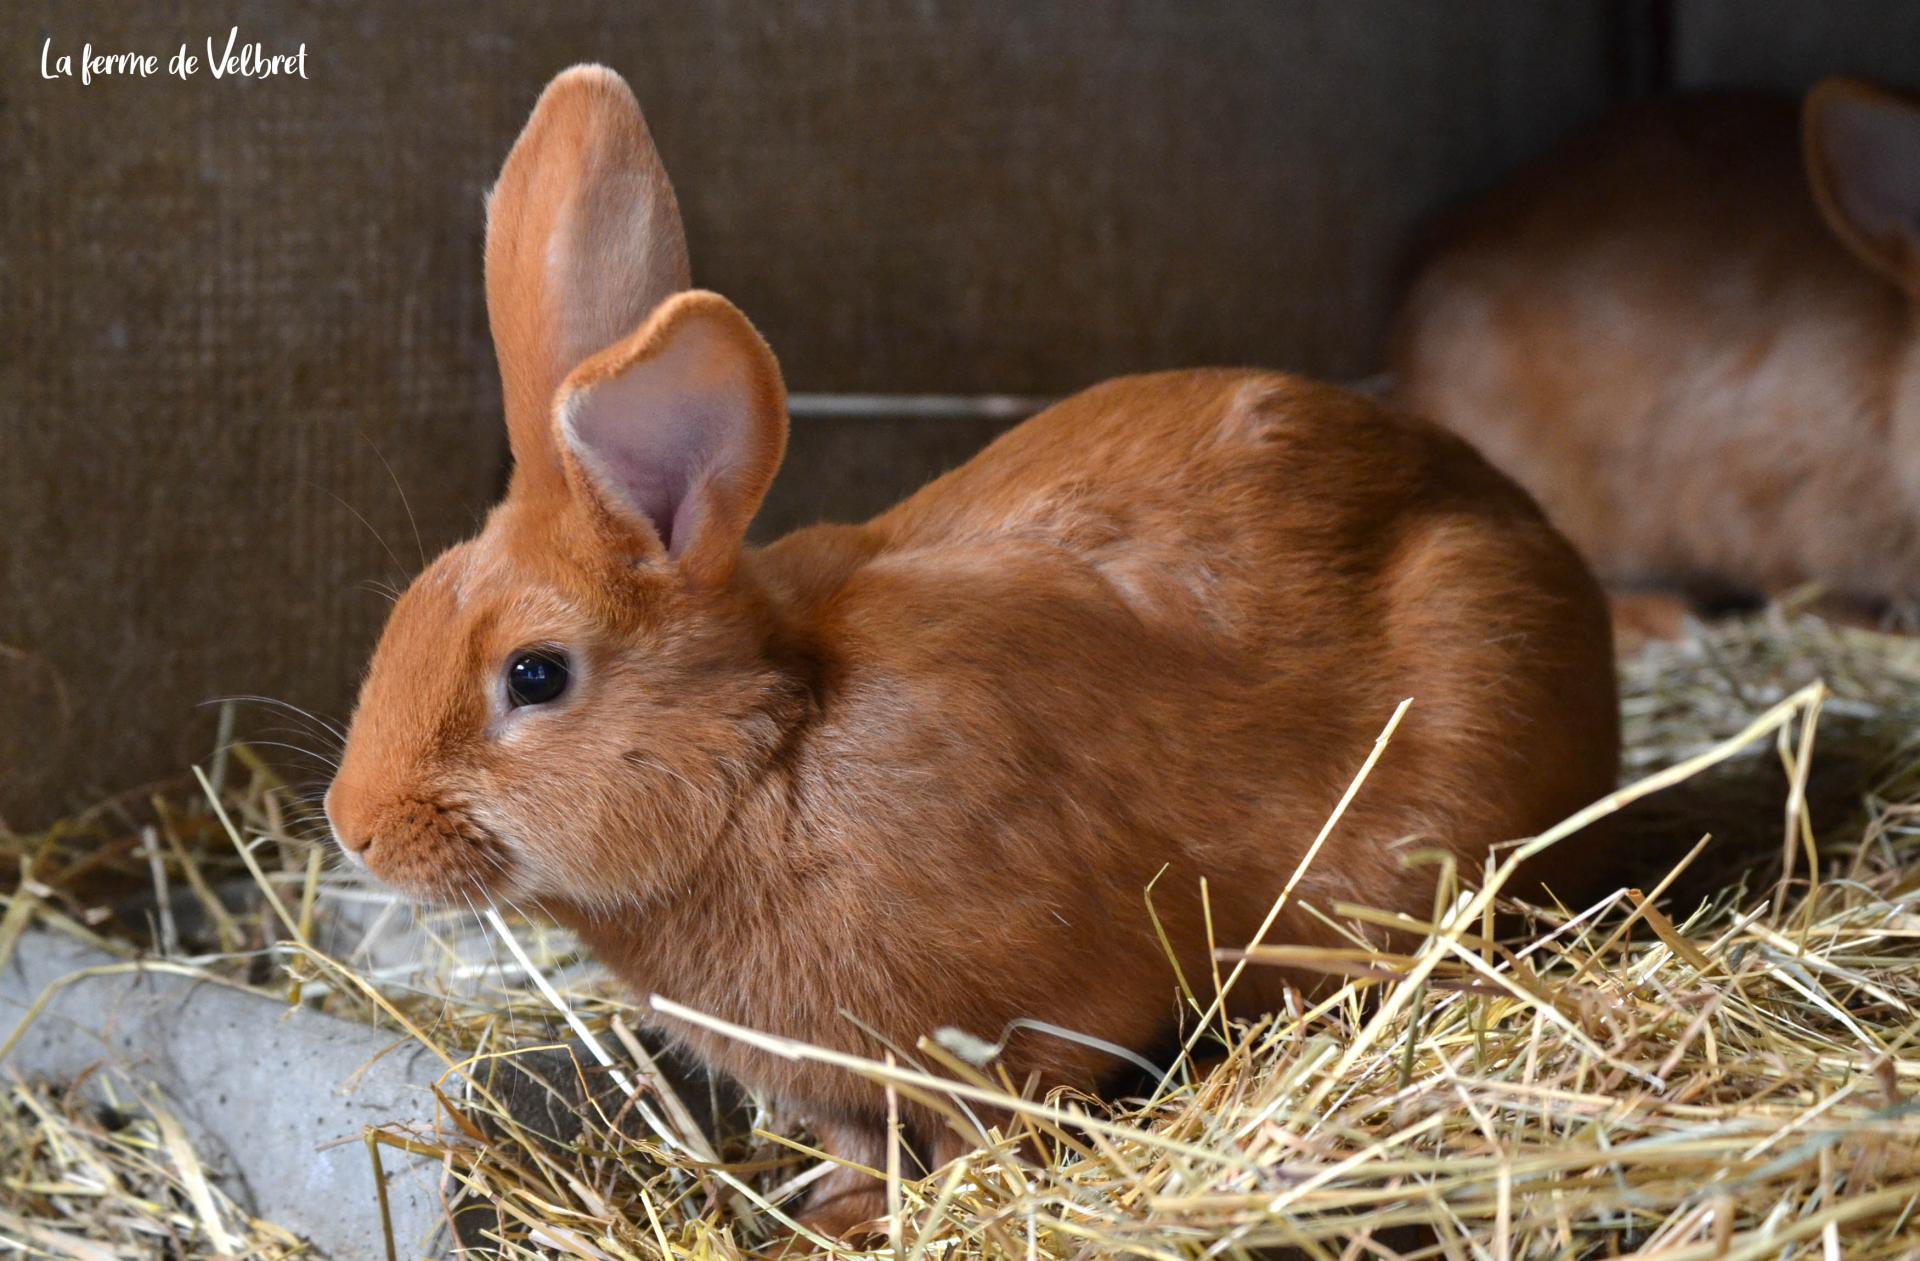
[326, 65, 1619, 1238]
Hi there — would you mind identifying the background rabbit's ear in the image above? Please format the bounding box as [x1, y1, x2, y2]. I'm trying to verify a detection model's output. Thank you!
[486, 65, 691, 499]
[1805, 78, 1920, 292]
[556, 291, 787, 585]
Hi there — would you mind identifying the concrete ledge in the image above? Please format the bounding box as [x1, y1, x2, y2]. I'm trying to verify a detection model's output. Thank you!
[1, 930, 447, 1259]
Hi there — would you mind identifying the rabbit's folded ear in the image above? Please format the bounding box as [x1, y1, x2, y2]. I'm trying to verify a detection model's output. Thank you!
[486, 65, 691, 500]
[556, 291, 788, 586]
[1805, 78, 1920, 292]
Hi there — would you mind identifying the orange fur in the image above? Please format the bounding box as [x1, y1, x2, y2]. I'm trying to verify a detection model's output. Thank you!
[328, 65, 1620, 1237]
[1393, 79, 1920, 624]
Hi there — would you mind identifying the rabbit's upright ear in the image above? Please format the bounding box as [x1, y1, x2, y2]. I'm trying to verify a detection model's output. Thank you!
[556, 291, 787, 586]
[486, 65, 690, 499]
[1806, 78, 1920, 292]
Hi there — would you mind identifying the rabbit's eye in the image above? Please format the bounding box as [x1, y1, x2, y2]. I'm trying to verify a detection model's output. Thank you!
[505, 649, 570, 708]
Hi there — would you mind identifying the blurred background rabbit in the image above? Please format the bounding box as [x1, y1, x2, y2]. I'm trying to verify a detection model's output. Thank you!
[1394, 76, 1920, 645]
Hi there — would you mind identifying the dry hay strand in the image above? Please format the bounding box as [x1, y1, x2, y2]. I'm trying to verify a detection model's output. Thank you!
[5, 610, 1920, 1259]
[0, 1070, 306, 1259]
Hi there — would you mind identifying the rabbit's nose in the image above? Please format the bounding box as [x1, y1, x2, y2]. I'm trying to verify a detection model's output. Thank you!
[323, 781, 375, 863]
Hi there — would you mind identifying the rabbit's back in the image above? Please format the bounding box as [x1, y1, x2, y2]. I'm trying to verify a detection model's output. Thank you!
[876, 368, 1617, 838]
[878, 370, 1586, 667]
[1393, 97, 1916, 597]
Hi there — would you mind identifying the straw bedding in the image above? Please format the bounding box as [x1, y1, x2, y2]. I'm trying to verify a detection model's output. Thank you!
[0, 1075, 305, 1260]
[3, 611, 1919, 1259]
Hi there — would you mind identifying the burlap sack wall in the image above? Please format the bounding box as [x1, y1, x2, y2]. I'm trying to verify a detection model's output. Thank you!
[0, 0, 1812, 826]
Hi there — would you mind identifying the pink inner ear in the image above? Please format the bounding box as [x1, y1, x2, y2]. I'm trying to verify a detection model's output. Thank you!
[560, 316, 754, 556]
[574, 379, 716, 552]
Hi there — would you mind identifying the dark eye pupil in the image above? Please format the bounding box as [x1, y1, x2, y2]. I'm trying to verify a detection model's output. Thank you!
[506, 651, 569, 707]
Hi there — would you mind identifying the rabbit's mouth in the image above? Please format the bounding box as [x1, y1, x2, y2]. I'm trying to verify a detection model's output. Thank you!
[329, 789, 518, 905]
